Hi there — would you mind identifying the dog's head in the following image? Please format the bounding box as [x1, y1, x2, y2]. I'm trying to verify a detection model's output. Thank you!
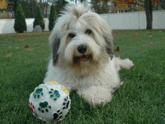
[49, 3, 114, 75]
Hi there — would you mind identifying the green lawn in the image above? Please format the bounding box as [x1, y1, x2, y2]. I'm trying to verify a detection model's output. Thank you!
[0, 30, 165, 124]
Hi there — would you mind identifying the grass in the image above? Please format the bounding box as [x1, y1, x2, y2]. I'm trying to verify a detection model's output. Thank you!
[0, 30, 165, 124]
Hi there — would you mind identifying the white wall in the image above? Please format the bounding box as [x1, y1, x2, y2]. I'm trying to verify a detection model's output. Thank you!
[0, 10, 165, 34]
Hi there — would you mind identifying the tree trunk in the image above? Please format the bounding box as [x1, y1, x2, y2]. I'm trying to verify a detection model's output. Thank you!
[13, 0, 18, 17]
[144, 0, 152, 30]
[32, 0, 34, 18]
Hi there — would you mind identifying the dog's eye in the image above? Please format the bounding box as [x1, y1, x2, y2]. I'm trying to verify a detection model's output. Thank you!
[85, 29, 92, 34]
[69, 33, 76, 38]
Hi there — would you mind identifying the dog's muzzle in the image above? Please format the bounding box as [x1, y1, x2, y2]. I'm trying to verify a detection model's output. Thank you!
[73, 44, 92, 63]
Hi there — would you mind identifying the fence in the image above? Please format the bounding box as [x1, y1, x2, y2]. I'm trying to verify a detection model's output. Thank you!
[0, 18, 49, 34]
[0, 10, 165, 34]
[100, 10, 165, 30]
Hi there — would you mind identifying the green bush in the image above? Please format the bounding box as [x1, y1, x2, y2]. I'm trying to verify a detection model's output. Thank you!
[33, 5, 45, 30]
[49, 4, 57, 31]
[14, 4, 27, 33]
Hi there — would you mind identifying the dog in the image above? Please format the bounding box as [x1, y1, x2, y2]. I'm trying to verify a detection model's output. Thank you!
[43, 3, 134, 106]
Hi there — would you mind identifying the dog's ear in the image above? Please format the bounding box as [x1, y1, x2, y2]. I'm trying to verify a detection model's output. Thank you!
[91, 14, 114, 59]
[100, 23, 114, 59]
[49, 32, 60, 66]
[100, 19, 114, 59]
[52, 37, 60, 65]
[104, 35, 114, 59]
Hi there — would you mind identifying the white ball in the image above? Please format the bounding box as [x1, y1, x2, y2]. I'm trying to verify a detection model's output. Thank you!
[28, 81, 71, 122]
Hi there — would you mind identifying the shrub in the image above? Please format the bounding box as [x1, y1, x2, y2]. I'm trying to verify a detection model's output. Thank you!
[14, 4, 27, 33]
[33, 4, 45, 30]
[49, 4, 57, 31]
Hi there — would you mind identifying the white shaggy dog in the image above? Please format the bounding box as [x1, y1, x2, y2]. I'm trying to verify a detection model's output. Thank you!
[44, 3, 134, 106]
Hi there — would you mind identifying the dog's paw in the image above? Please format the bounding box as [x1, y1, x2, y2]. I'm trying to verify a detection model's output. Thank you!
[77, 86, 112, 106]
[122, 58, 134, 69]
[111, 81, 124, 93]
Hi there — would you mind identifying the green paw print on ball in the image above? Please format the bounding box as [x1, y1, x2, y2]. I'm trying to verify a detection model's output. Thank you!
[49, 89, 60, 101]
[38, 101, 51, 113]
[33, 88, 44, 98]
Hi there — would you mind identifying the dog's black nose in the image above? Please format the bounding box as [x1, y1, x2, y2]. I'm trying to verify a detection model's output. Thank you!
[77, 45, 87, 54]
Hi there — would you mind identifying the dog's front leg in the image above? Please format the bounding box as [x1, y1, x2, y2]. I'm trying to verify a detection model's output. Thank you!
[77, 86, 112, 106]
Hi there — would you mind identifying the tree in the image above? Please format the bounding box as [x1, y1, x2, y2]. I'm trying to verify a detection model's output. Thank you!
[144, 0, 152, 29]
[20, 1, 32, 18]
[14, 4, 27, 33]
[49, 4, 57, 31]
[33, 4, 45, 30]
[91, 0, 111, 14]
[47, 0, 68, 15]
[9, 0, 19, 16]
[137, 0, 160, 29]
[110, 0, 136, 12]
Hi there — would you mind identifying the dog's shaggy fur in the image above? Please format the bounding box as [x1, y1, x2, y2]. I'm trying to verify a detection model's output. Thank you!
[44, 3, 134, 106]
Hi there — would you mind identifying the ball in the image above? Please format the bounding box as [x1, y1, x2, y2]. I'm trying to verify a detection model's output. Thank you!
[28, 81, 71, 122]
